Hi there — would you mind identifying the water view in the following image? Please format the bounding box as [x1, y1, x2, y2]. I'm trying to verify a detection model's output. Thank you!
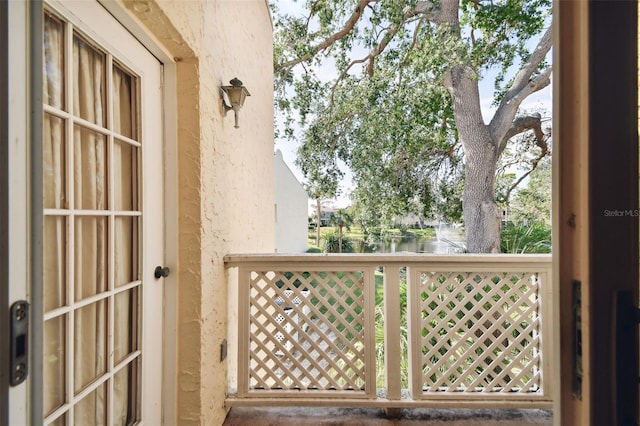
[352, 226, 466, 254]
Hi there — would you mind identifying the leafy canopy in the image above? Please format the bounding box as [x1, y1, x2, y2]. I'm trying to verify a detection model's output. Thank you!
[273, 0, 551, 229]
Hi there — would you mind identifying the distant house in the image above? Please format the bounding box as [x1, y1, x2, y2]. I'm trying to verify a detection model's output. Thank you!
[275, 150, 309, 252]
[319, 205, 338, 226]
[392, 212, 433, 228]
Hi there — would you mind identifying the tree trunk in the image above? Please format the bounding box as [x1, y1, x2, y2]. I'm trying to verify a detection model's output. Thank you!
[445, 65, 501, 253]
[316, 197, 321, 247]
[462, 142, 501, 253]
[436, 1, 550, 253]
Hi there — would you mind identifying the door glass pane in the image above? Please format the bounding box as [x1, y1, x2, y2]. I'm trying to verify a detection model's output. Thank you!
[44, 13, 65, 109]
[74, 216, 108, 301]
[114, 288, 138, 363]
[74, 383, 107, 426]
[113, 141, 138, 211]
[74, 125, 107, 210]
[113, 362, 139, 426]
[49, 415, 67, 426]
[44, 113, 66, 209]
[74, 300, 107, 393]
[73, 35, 105, 126]
[112, 65, 137, 140]
[44, 316, 66, 417]
[44, 216, 66, 312]
[115, 217, 138, 287]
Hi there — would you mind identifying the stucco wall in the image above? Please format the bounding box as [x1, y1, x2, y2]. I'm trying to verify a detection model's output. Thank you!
[121, 1, 274, 424]
[274, 150, 309, 253]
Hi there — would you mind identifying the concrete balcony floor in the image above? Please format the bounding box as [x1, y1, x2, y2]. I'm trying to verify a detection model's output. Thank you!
[223, 407, 553, 425]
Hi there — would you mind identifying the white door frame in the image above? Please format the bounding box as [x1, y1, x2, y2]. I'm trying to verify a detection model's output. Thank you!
[97, 3, 180, 422]
[5, 0, 40, 424]
[0, 0, 9, 422]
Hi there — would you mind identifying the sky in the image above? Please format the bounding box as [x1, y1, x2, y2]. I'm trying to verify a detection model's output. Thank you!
[273, 1, 553, 209]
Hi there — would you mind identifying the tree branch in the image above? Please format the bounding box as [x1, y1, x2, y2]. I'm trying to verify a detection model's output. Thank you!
[327, 15, 420, 110]
[489, 25, 553, 141]
[413, 0, 444, 22]
[502, 26, 553, 104]
[327, 57, 368, 109]
[498, 116, 551, 203]
[366, 17, 410, 76]
[498, 112, 545, 156]
[504, 139, 549, 204]
[277, 0, 443, 77]
[401, 18, 425, 66]
[276, 0, 377, 73]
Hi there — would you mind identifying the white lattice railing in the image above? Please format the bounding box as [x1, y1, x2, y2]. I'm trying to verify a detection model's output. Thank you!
[224, 254, 553, 408]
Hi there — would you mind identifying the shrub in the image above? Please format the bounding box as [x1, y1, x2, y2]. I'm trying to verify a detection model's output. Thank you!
[322, 230, 354, 253]
[500, 222, 551, 253]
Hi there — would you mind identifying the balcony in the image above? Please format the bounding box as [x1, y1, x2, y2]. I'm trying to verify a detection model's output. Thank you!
[224, 254, 553, 414]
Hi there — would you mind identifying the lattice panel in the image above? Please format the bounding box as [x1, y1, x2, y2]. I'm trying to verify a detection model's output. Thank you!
[417, 271, 542, 394]
[248, 270, 368, 393]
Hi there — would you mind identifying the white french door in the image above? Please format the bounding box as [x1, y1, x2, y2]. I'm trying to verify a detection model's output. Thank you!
[42, 1, 164, 424]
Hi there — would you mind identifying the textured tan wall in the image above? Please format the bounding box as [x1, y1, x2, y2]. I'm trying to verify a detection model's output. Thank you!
[121, 1, 274, 424]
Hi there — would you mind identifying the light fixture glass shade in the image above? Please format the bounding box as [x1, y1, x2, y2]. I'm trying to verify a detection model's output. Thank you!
[221, 78, 251, 128]
[225, 86, 250, 107]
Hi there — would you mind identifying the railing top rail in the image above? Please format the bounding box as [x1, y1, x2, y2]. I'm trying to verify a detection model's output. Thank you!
[224, 253, 552, 268]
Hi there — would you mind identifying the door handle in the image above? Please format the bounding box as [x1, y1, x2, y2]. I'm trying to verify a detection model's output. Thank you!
[154, 266, 170, 279]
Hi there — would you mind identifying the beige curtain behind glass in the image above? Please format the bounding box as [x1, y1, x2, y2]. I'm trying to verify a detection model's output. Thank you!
[73, 35, 107, 425]
[44, 15, 136, 424]
[43, 14, 66, 418]
[112, 65, 135, 426]
[43, 17, 65, 306]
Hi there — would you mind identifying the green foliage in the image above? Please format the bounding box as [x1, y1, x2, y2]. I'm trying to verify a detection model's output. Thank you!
[374, 272, 409, 388]
[496, 122, 552, 220]
[500, 222, 551, 253]
[274, 0, 552, 251]
[460, 0, 551, 102]
[510, 158, 552, 227]
[297, 126, 343, 202]
[322, 230, 354, 253]
[328, 209, 355, 252]
[434, 178, 464, 224]
[329, 208, 354, 231]
[495, 172, 517, 207]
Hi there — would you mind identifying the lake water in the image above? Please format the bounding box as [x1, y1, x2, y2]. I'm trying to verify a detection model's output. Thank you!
[353, 230, 465, 254]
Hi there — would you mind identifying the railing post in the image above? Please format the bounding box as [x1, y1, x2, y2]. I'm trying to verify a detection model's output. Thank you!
[364, 266, 378, 398]
[384, 264, 402, 401]
[541, 267, 554, 400]
[236, 266, 251, 397]
[406, 266, 422, 399]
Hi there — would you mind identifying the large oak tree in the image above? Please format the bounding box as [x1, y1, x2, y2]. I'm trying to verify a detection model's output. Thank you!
[274, 0, 552, 253]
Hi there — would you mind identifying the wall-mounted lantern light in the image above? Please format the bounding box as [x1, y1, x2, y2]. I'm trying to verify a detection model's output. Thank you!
[221, 77, 250, 129]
